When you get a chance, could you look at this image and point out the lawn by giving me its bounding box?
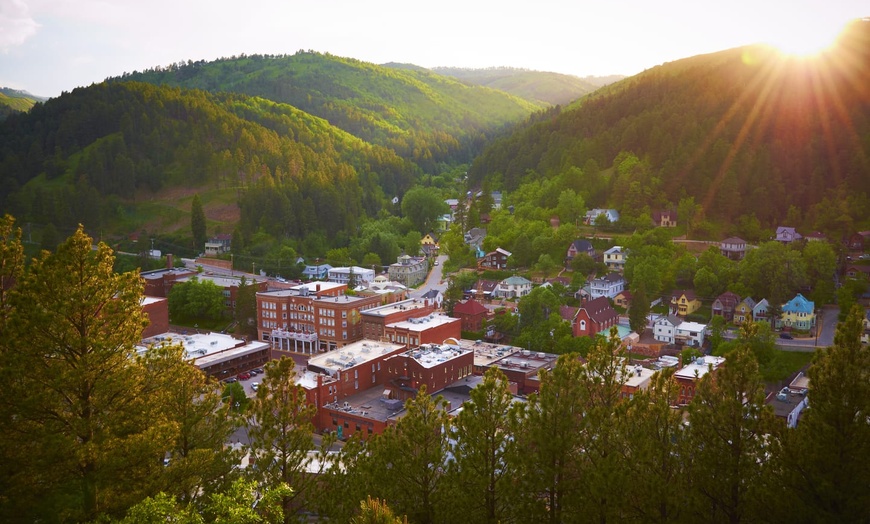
[761,349,815,382]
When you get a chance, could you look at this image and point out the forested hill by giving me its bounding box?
[111,52,543,171]
[469,18,870,236]
[429,66,606,106]
[0,81,415,239]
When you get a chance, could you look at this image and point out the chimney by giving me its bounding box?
[166,253,173,269]
[316,284,321,293]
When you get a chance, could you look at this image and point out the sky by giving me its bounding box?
[1,0,866,98]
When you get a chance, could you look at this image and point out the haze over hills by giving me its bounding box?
[469,18,870,238]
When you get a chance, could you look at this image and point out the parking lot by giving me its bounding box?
[222,368,263,397]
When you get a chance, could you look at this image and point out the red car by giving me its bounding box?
[237,372,251,381]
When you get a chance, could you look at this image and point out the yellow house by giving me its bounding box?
[780,293,815,331]
[421,232,439,247]
[671,290,701,316]
[734,297,757,325]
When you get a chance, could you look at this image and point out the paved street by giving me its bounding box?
[409,254,448,299]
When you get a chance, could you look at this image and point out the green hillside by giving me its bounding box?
[113,52,542,171]
[430,66,603,105]
[0,88,44,119]
[469,18,870,238]
[0,81,414,241]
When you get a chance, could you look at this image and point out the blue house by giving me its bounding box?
[781,293,816,331]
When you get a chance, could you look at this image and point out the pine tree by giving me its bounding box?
[442,367,520,523]
[246,357,318,522]
[234,275,258,339]
[775,304,870,521]
[0,225,175,521]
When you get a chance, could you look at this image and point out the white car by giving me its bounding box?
[251,382,259,392]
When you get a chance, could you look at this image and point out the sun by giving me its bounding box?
[764,18,848,57]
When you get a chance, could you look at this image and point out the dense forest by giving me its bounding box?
[469,19,870,236]
[1,218,868,523]
[428,66,604,105]
[111,52,542,171]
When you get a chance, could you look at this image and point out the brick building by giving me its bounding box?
[674,355,726,405]
[361,299,435,342]
[453,299,489,332]
[141,296,169,339]
[383,313,461,347]
[560,296,619,338]
[256,281,381,354]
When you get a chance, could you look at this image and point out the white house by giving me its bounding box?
[675,321,707,347]
[653,315,681,344]
[496,276,533,299]
[589,272,625,299]
[585,208,620,225]
[327,266,375,285]
[302,264,332,280]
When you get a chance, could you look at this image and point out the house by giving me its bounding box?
[653,315,682,344]
[453,299,490,332]
[776,226,802,244]
[671,290,701,316]
[734,297,757,324]
[566,239,596,262]
[585,208,620,225]
[491,191,503,210]
[614,290,632,309]
[847,232,868,250]
[652,209,677,228]
[436,214,453,232]
[445,198,459,211]
[589,272,626,300]
[303,264,333,280]
[845,265,870,280]
[781,293,815,331]
[603,246,626,272]
[471,279,499,301]
[560,296,619,337]
[204,233,232,256]
[675,321,707,348]
[421,232,440,249]
[495,276,533,299]
[388,255,428,287]
[719,237,747,261]
[753,299,770,324]
[804,231,826,242]
[479,248,511,270]
[464,228,487,250]
[419,289,444,309]
[712,291,741,322]
[675,355,726,404]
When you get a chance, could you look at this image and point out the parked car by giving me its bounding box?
[223,377,238,384]
[779,332,794,340]
[251,368,264,375]
[237,372,251,381]
[251,382,259,392]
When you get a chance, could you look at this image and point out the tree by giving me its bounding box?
[400,186,447,234]
[191,194,207,250]
[351,497,408,524]
[629,285,650,335]
[0,226,174,521]
[360,386,450,524]
[685,346,776,523]
[246,357,319,522]
[774,305,870,522]
[234,275,258,339]
[442,368,519,523]
[40,221,59,251]
[168,277,226,322]
[0,214,23,324]
[677,196,702,238]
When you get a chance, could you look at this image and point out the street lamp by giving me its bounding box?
[230,254,234,276]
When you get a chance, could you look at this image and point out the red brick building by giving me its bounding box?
[560,296,619,337]
[383,314,461,347]
[674,355,726,405]
[141,296,169,339]
[382,342,474,402]
[478,248,511,270]
[453,299,489,332]
[361,299,435,341]
[257,282,382,354]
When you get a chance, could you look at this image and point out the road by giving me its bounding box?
[409,254,448,299]
[721,305,839,352]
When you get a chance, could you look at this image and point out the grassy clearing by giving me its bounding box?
[761,349,815,382]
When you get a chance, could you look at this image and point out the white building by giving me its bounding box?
[495,276,533,299]
[328,266,376,285]
[589,272,625,299]
[653,315,681,344]
[675,321,707,347]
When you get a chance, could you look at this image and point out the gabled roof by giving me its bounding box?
[782,293,814,314]
[454,299,488,315]
[420,289,442,299]
[491,247,512,257]
[672,289,698,301]
[570,239,594,253]
[738,297,757,310]
[476,279,499,293]
[592,272,625,285]
[604,245,624,255]
[580,296,619,324]
[560,305,579,322]
[713,291,741,309]
[721,237,746,245]
[655,315,681,327]
[753,298,768,312]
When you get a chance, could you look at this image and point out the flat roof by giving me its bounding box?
[622,364,653,389]
[675,355,725,380]
[177,274,263,288]
[396,342,471,369]
[295,368,338,390]
[141,267,194,280]
[677,321,707,333]
[258,280,346,298]
[491,349,557,374]
[463,339,521,367]
[141,296,165,306]
[387,313,459,332]
[137,331,269,365]
[307,340,406,374]
[362,299,429,318]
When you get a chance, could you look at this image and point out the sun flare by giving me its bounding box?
[764,18,847,57]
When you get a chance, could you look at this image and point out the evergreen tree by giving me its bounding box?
[685,346,776,523]
[246,357,319,522]
[191,194,207,250]
[629,285,650,335]
[775,305,870,522]
[360,386,450,524]
[0,226,174,521]
[234,275,258,339]
[442,367,520,523]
